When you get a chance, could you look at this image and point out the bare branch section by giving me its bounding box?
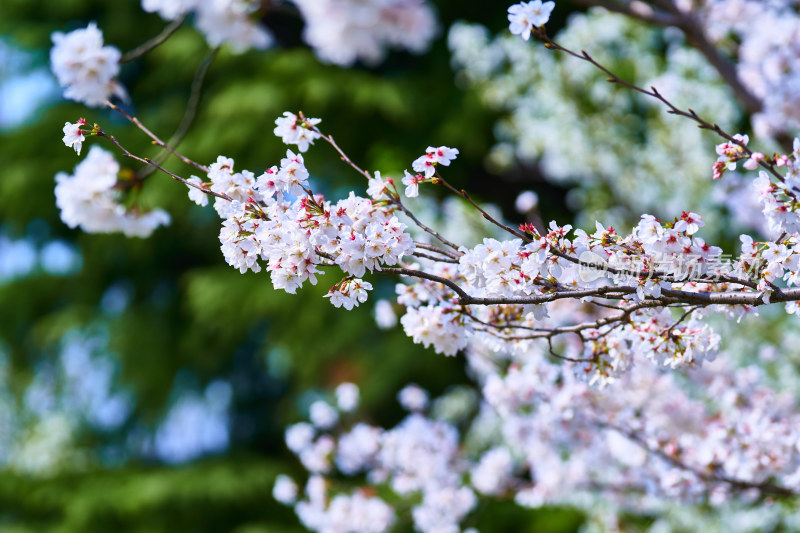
[568,0,763,115]
[309,121,373,181]
[96,127,229,201]
[136,47,220,180]
[435,171,532,243]
[393,196,463,253]
[107,102,209,173]
[121,15,187,63]
[533,28,788,183]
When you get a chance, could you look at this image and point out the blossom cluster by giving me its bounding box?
[400,146,460,197]
[273,112,322,153]
[50,1,439,110]
[749,141,800,238]
[54,146,170,237]
[472,338,800,507]
[142,0,438,62]
[276,348,800,532]
[292,0,437,66]
[186,116,415,306]
[394,210,733,381]
[276,383,479,533]
[507,0,555,40]
[50,23,123,107]
[141,0,272,52]
[692,0,800,138]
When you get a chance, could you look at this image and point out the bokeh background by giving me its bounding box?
[0,0,748,531]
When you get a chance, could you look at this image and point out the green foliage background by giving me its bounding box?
[0,0,585,530]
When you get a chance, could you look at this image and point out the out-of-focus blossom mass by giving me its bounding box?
[50,23,123,106]
[55,146,170,237]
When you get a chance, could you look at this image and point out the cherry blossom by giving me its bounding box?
[411,145,460,178]
[61,120,87,155]
[273,112,322,153]
[508,1,555,40]
[401,170,423,197]
[55,146,170,237]
[142,0,272,52]
[335,383,360,412]
[50,23,123,107]
[273,474,299,505]
[292,0,437,66]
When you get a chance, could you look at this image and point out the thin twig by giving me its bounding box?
[393,197,463,253]
[414,242,462,260]
[379,266,472,301]
[121,15,187,63]
[435,171,532,242]
[534,29,787,184]
[96,128,230,201]
[107,102,208,173]
[309,123,372,181]
[568,0,763,115]
[412,250,460,264]
[310,121,465,253]
[137,47,220,180]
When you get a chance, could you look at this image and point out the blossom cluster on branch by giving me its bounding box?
[48,0,800,531]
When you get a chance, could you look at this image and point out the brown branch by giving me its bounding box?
[414,242,463,261]
[379,266,472,302]
[435,172,532,242]
[107,102,208,173]
[121,15,187,63]
[568,0,763,115]
[393,197,463,253]
[534,30,787,183]
[462,301,658,341]
[412,250,460,264]
[136,47,220,180]
[309,122,372,181]
[458,283,800,307]
[96,128,231,201]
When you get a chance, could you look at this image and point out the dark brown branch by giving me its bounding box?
[107,102,208,173]
[462,301,659,341]
[310,122,372,181]
[414,242,462,261]
[435,172,532,242]
[535,30,788,183]
[96,128,231,201]
[412,250,460,264]
[459,283,800,307]
[568,0,763,115]
[393,197,463,252]
[379,266,472,302]
[136,47,220,180]
[121,15,187,63]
